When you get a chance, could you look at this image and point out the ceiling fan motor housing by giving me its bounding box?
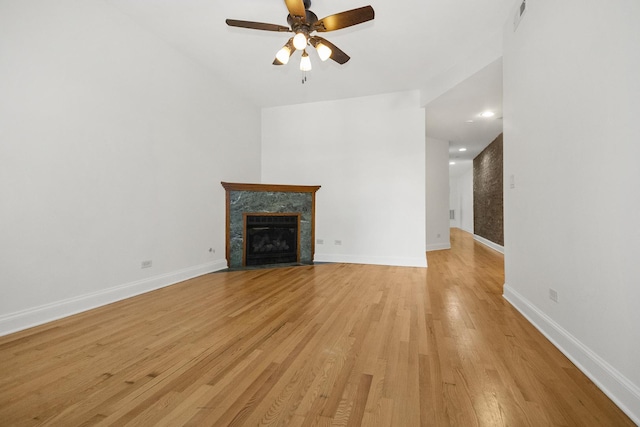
[287,10,318,37]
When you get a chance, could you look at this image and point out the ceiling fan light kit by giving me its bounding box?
[226,0,374,76]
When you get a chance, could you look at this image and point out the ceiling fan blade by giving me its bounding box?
[314,6,375,32]
[226,19,290,32]
[284,0,307,20]
[310,36,350,64]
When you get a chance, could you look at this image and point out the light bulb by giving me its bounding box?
[293,32,307,50]
[315,42,332,61]
[300,50,312,71]
[276,45,291,65]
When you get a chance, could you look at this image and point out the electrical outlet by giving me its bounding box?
[549,288,558,303]
[334,240,342,246]
[141,260,153,269]
[209,248,215,253]
[316,239,324,245]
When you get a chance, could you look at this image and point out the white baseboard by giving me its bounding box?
[314,253,427,268]
[0,259,228,337]
[473,234,505,254]
[426,243,451,252]
[503,284,640,425]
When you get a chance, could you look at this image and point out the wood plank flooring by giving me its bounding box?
[0,228,634,426]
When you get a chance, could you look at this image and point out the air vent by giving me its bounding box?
[514,0,527,31]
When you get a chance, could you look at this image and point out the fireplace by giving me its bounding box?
[244,214,299,266]
[221,182,321,269]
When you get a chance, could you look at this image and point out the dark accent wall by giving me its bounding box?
[473,133,504,246]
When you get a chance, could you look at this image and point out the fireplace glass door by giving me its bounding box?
[244,214,299,266]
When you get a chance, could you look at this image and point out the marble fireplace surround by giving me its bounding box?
[221,182,321,268]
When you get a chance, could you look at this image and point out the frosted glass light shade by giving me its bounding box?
[293,32,307,50]
[315,43,332,61]
[300,51,312,71]
[276,46,291,64]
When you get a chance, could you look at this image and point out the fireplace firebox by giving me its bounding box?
[244,214,300,266]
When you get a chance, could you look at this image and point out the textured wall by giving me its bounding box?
[473,134,503,246]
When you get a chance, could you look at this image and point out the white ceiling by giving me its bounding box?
[104,0,511,161]
[426,57,504,176]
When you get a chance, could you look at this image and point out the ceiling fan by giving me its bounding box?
[225,0,375,71]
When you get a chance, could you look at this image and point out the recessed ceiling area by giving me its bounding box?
[425,58,503,177]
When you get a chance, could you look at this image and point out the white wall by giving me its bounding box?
[502,0,640,422]
[261,91,426,267]
[449,164,474,233]
[0,0,262,335]
[426,137,451,251]
[449,179,460,229]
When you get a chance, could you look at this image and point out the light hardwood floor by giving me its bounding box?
[0,229,633,426]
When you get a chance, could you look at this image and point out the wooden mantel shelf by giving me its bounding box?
[221,182,321,194]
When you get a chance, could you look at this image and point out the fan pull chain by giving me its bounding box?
[301,71,308,84]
